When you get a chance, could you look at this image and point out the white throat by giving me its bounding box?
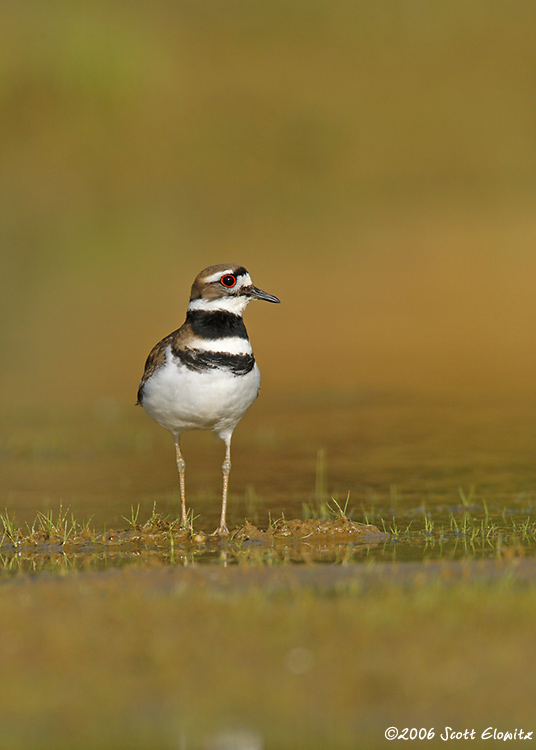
[188,296,251,315]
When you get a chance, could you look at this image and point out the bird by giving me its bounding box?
[137,264,280,536]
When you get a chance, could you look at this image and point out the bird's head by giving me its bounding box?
[189,264,280,314]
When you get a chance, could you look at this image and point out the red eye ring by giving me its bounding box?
[220,274,237,288]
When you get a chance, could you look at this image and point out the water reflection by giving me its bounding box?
[2,394,536,571]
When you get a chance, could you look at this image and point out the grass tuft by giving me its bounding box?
[1,510,22,548]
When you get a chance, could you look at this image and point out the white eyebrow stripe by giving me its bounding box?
[204,269,235,284]
[202,270,252,286]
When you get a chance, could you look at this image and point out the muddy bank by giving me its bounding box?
[0,516,387,571]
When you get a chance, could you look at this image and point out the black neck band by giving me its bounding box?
[186,309,249,340]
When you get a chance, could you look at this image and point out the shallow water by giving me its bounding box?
[2,393,536,569]
[2,393,536,749]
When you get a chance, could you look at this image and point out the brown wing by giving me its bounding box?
[136,329,180,405]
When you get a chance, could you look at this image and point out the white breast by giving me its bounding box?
[141,346,261,441]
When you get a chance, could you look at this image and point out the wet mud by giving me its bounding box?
[0,515,387,572]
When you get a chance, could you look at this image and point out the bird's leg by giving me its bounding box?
[213,437,232,536]
[174,436,190,529]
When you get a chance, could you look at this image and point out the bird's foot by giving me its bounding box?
[178,517,193,533]
[211,524,230,538]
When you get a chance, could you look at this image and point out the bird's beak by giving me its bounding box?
[249,286,280,303]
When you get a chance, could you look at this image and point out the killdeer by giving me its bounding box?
[137,264,280,536]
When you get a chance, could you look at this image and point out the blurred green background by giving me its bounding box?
[2,0,536,413]
[3,9,536,746]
